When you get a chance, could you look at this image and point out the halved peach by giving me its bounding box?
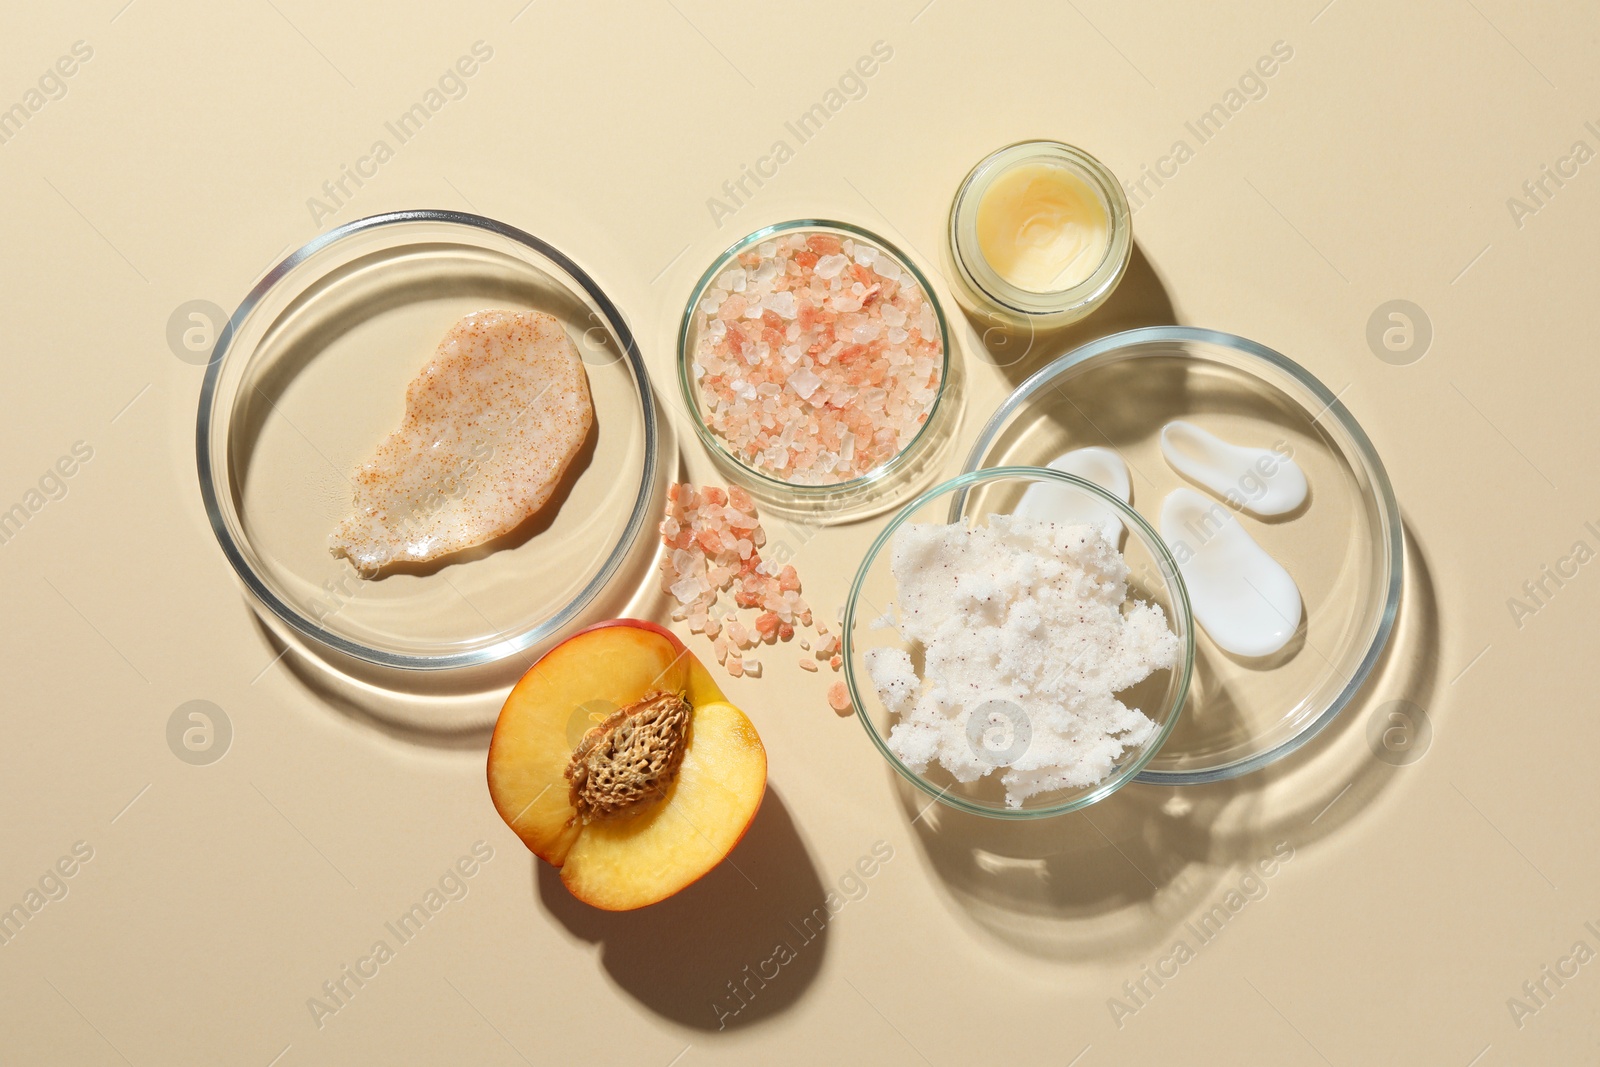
[487,619,766,910]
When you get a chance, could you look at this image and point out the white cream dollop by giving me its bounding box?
[1014,446,1132,546]
[1159,421,1307,517]
[1160,488,1302,658]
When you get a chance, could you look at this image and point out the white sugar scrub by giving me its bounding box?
[864,515,1180,808]
[1160,488,1302,658]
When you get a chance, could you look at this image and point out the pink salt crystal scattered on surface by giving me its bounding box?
[689,232,943,485]
[659,482,825,678]
[799,659,818,672]
[827,681,852,714]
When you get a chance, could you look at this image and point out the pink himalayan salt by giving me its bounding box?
[690,232,942,485]
[659,482,817,676]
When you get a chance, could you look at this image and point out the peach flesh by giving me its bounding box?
[487,619,766,910]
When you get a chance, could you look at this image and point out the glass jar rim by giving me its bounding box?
[947,140,1132,317]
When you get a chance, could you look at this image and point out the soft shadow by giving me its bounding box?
[960,242,1178,385]
[537,789,828,1030]
[977,348,1308,478]
[1222,516,1443,850]
[250,614,507,748]
[1247,484,1312,524]
[897,650,1255,961]
[903,519,1440,958]
[901,771,1250,961]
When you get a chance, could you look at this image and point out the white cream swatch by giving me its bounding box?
[1159,420,1307,517]
[1160,488,1302,657]
[1015,446,1132,545]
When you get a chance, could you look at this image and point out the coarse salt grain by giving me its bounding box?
[815,253,849,278]
[659,483,819,677]
[690,232,943,485]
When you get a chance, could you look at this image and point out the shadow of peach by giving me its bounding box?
[535,788,828,1031]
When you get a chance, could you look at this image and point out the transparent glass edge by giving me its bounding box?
[947,140,1134,318]
[195,209,659,672]
[953,325,1405,783]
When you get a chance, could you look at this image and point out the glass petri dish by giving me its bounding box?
[677,220,957,523]
[843,468,1195,819]
[197,210,657,671]
[963,326,1403,783]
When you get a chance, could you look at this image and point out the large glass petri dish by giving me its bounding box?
[963,326,1402,783]
[197,210,657,671]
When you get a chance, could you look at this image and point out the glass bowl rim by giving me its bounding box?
[842,465,1197,820]
[194,208,659,672]
[675,218,953,498]
[961,325,1405,783]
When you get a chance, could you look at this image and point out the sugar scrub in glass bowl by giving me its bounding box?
[844,467,1195,819]
[677,220,958,523]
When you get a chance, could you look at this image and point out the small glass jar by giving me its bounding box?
[945,140,1132,331]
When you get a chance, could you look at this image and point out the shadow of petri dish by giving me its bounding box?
[895,768,1255,961]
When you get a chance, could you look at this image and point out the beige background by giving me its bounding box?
[2,0,1597,1063]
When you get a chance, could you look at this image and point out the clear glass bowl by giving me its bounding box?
[196,209,658,671]
[963,327,1404,783]
[676,220,957,523]
[843,467,1195,819]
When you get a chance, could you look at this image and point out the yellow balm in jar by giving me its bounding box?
[947,141,1131,331]
[976,162,1110,292]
